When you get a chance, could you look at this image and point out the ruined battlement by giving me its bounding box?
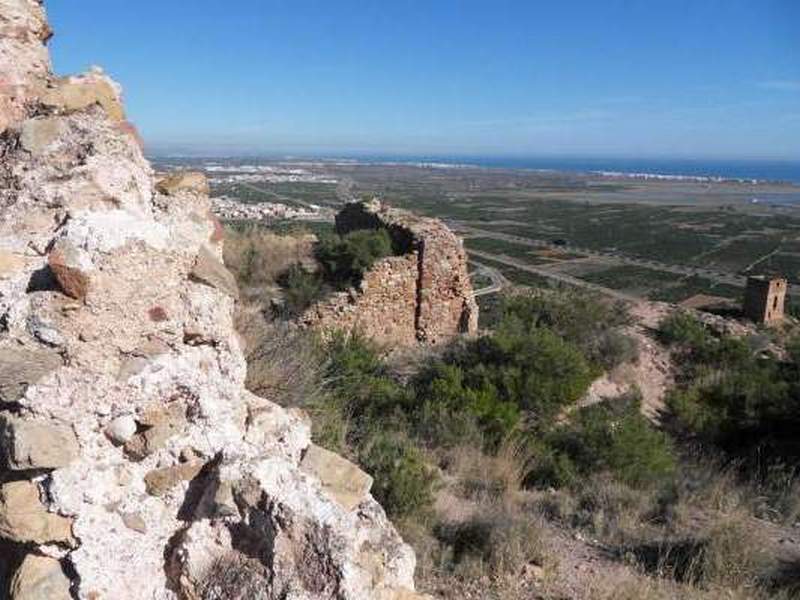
[301,199,479,346]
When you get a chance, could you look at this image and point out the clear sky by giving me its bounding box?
[47,0,799,159]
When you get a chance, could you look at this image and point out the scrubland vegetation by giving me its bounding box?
[225,223,394,317]
[226,225,800,599]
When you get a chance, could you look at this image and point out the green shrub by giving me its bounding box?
[657,311,709,348]
[500,291,631,369]
[276,264,326,317]
[466,323,595,424]
[532,398,676,489]
[588,329,640,371]
[316,229,393,289]
[360,432,436,518]
[414,363,519,449]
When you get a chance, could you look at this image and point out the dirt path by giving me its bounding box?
[577,301,673,423]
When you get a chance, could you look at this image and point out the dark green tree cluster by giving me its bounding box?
[312,291,676,518]
[315,228,394,290]
[661,311,800,466]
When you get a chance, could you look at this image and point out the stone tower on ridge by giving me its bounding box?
[743,275,787,324]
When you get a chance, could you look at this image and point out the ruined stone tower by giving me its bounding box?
[300,200,479,346]
[743,275,787,324]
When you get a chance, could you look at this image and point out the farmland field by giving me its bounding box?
[162,158,800,302]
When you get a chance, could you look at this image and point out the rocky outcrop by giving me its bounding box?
[300,200,478,346]
[0,2,423,599]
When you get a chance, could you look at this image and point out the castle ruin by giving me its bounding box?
[300,200,479,346]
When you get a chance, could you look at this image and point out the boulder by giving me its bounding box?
[0,481,73,545]
[123,402,187,460]
[0,415,80,470]
[41,74,125,122]
[156,171,209,197]
[300,444,373,511]
[0,250,26,280]
[144,462,204,497]
[9,555,72,600]
[19,117,64,156]
[0,346,61,403]
[189,245,239,299]
[47,240,93,301]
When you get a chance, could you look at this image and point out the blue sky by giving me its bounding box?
[47,0,799,159]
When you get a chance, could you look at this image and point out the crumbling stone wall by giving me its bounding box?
[0,3,426,599]
[300,200,478,346]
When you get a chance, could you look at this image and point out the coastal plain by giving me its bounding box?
[154,158,800,304]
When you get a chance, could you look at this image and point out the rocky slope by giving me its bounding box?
[0,2,422,598]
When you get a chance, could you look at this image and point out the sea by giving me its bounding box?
[339,155,800,185]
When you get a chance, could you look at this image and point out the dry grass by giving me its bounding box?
[224,224,316,301]
[532,473,661,546]
[237,317,328,410]
[410,439,558,596]
[445,437,535,506]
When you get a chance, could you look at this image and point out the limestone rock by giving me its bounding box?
[189,245,239,299]
[104,415,137,445]
[0,250,26,280]
[300,443,373,511]
[0,346,61,403]
[0,415,79,470]
[19,116,64,155]
[144,462,204,497]
[41,72,125,122]
[0,481,73,545]
[156,171,209,197]
[0,1,422,598]
[47,240,93,301]
[120,511,147,534]
[9,555,72,600]
[26,314,65,347]
[123,402,187,460]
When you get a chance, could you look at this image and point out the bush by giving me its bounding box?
[413,363,519,449]
[588,329,640,371]
[532,397,676,489]
[657,311,709,348]
[463,323,595,426]
[315,229,393,290]
[223,224,315,292]
[499,290,631,369]
[276,264,326,317]
[360,432,436,518]
[242,321,326,408]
